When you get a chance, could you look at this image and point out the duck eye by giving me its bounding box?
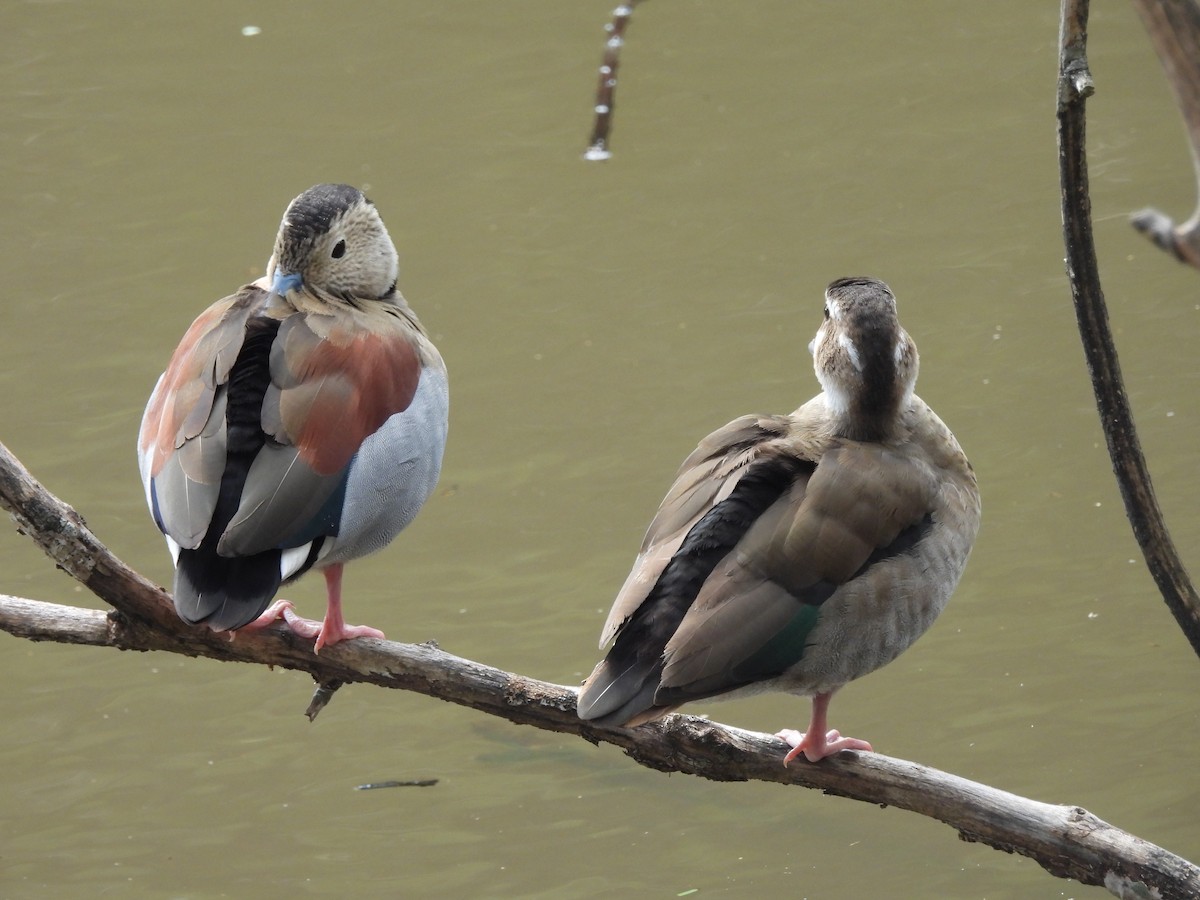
[823,306,831,320]
[331,240,347,259]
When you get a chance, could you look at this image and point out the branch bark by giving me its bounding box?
[1057,0,1200,657]
[2,438,1199,898]
[1127,0,1200,267]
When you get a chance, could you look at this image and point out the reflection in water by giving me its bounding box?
[2,1,1199,897]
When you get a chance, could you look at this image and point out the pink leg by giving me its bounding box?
[312,564,385,653]
[234,565,384,651]
[775,692,873,765]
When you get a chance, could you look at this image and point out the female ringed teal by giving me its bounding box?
[577,277,979,763]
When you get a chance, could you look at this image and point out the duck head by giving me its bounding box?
[810,276,919,442]
[264,183,400,303]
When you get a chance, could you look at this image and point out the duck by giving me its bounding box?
[137,183,448,651]
[576,276,980,763]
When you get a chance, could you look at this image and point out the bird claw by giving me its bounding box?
[234,600,329,643]
[236,599,305,634]
[279,604,325,640]
[232,596,384,652]
[312,622,385,653]
[776,728,873,765]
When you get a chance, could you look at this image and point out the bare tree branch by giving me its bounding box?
[1057,0,1200,656]
[1128,0,1200,267]
[3,436,1199,897]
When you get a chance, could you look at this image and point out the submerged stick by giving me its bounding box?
[584,2,643,161]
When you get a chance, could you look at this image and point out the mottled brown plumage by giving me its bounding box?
[577,277,980,763]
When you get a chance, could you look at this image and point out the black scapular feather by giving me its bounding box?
[577,455,810,724]
[171,316,310,631]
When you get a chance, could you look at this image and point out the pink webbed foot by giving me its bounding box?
[233,599,383,651]
[236,599,324,640]
[311,618,385,653]
[229,566,385,652]
[776,691,874,764]
[776,728,873,765]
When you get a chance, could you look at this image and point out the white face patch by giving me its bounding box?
[838,331,863,372]
[816,367,852,416]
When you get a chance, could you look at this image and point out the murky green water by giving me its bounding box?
[3,1,1199,896]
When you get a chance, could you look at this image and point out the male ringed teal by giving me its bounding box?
[138,183,448,651]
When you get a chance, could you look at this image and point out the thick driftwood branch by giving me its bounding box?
[1128,0,1200,267]
[1057,0,1200,657]
[3,440,1200,897]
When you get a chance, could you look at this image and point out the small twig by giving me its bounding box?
[1127,0,1200,268]
[305,678,344,721]
[584,1,642,161]
[1130,207,1200,266]
[1056,0,1200,655]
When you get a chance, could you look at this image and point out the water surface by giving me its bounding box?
[3,1,1199,897]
